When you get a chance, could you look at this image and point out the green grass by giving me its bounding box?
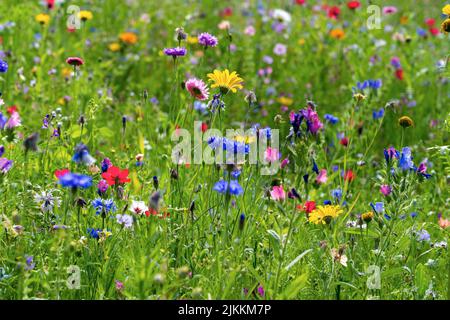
[0,0,449,300]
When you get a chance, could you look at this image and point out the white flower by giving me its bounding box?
[272,9,291,24]
[33,190,61,212]
[129,200,148,215]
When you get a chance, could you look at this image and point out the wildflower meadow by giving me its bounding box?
[0,0,449,302]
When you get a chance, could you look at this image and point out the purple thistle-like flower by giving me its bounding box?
[198,32,218,47]
[163,47,187,57]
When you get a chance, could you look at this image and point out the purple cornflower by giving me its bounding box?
[0,145,4,157]
[257,284,265,297]
[0,157,13,173]
[163,47,187,57]
[25,256,35,271]
[101,158,112,172]
[98,179,109,195]
[417,229,430,242]
[391,57,401,69]
[198,32,218,47]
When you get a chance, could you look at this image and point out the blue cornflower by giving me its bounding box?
[372,108,384,120]
[59,173,92,189]
[323,200,332,205]
[213,180,228,194]
[0,113,7,129]
[231,170,241,178]
[87,227,101,239]
[207,136,222,150]
[410,212,418,218]
[0,59,8,73]
[228,180,243,196]
[312,160,319,174]
[324,114,339,124]
[331,188,343,201]
[399,147,414,171]
[72,143,96,165]
[370,202,384,214]
[92,198,117,215]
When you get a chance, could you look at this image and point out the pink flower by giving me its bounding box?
[316,169,328,184]
[380,185,392,196]
[264,147,280,163]
[185,78,209,101]
[5,112,21,128]
[281,158,289,169]
[438,216,450,229]
[270,185,286,201]
[244,25,255,36]
[382,6,398,15]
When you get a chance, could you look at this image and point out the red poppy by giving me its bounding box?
[55,169,70,179]
[425,18,435,27]
[295,0,306,5]
[347,1,360,10]
[429,28,439,36]
[101,166,131,186]
[201,122,208,133]
[7,105,18,115]
[47,0,55,9]
[395,69,404,80]
[328,6,341,19]
[344,170,355,182]
[303,201,317,214]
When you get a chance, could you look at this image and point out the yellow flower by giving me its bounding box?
[443,4,450,15]
[35,13,50,25]
[277,96,293,106]
[119,32,138,45]
[298,38,306,45]
[62,67,72,78]
[109,42,121,52]
[441,18,450,34]
[78,10,93,21]
[361,211,374,223]
[330,28,345,39]
[207,69,244,94]
[187,35,198,44]
[353,93,366,102]
[398,116,414,128]
[308,205,343,225]
[400,16,409,25]
[234,135,256,144]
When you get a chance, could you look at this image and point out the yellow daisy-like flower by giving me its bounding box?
[109,42,121,52]
[78,10,93,21]
[207,69,244,94]
[234,135,256,144]
[277,96,293,106]
[441,18,450,34]
[443,4,450,16]
[35,13,50,26]
[187,35,198,44]
[361,211,374,223]
[119,32,138,45]
[308,205,343,225]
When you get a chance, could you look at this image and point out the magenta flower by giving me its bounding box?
[281,158,289,169]
[380,185,392,196]
[264,147,280,163]
[66,57,84,66]
[185,78,209,101]
[270,185,286,201]
[382,6,398,15]
[316,169,328,184]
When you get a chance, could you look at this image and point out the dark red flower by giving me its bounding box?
[47,0,55,9]
[66,57,84,66]
[347,1,360,10]
[340,137,349,147]
[395,69,404,80]
[296,0,306,5]
[101,166,131,186]
[55,169,70,179]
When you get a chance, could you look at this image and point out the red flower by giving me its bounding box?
[429,28,439,36]
[201,122,208,133]
[425,18,435,27]
[340,137,349,147]
[101,166,131,186]
[47,0,55,9]
[220,7,233,17]
[395,69,404,80]
[344,170,355,182]
[328,6,341,19]
[295,0,306,5]
[347,1,360,10]
[303,201,317,214]
[7,105,18,115]
[55,169,70,179]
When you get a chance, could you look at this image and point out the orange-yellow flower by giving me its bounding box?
[443,4,450,16]
[207,69,244,94]
[35,13,50,25]
[330,29,345,39]
[119,32,138,45]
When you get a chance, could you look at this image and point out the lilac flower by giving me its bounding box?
[417,229,430,242]
[0,113,7,129]
[273,43,287,56]
[370,202,384,214]
[390,57,402,69]
[5,112,21,128]
[198,32,218,47]
[98,179,109,195]
[25,256,35,271]
[0,157,13,173]
[116,214,133,228]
